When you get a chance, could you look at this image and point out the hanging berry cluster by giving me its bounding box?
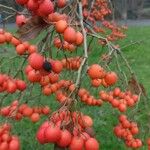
[36,110,99,150]
[114,115,142,149]
[0,123,20,150]
[0,100,50,123]
[0,74,26,93]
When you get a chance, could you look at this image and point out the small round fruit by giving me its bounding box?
[30,113,40,123]
[37,0,54,17]
[16,44,26,55]
[88,64,104,79]
[16,80,26,91]
[85,138,99,150]
[57,0,67,8]
[104,72,118,86]
[64,27,76,43]
[57,130,72,147]
[75,31,83,45]
[28,53,44,70]
[45,126,61,143]
[51,60,63,74]
[69,136,84,150]
[16,15,27,27]
[9,139,20,150]
[55,20,68,33]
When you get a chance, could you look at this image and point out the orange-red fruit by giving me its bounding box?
[4,32,12,42]
[82,115,93,127]
[76,31,83,45]
[45,126,61,143]
[51,60,63,74]
[36,128,46,144]
[7,81,17,93]
[30,113,40,123]
[64,27,76,43]
[0,142,9,150]
[85,138,99,150]
[147,138,150,145]
[113,87,121,97]
[57,130,72,147]
[42,106,50,115]
[91,79,101,87]
[55,20,68,33]
[16,44,26,55]
[57,0,67,8]
[37,0,54,17]
[104,72,118,86]
[0,107,10,116]
[118,103,127,112]
[27,0,39,11]
[16,15,27,27]
[23,107,33,117]
[27,70,41,82]
[9,139,20,150]
[11,37,21,46]
[28,53,44,70]
[16,80,26,91]
[88,64,104,79]
[69,136,84,150]
[28,45,37,54]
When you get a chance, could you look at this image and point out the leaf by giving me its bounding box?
[17,16,48,41]
[128,76,147,96]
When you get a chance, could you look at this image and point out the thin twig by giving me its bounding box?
[75,1,88,88]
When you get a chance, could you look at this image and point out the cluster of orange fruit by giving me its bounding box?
[0,123,20,150]
[53,19,83,52]
[0,100,51,123]
[114,115,142,149]
[0,28,37,55]
[88,64,118,87]
[0,73,26,94]
[82,0,126,43]
[37,111,99,150]
[99,88,139,112]
[61,57,82,71]
[78,88,103,106]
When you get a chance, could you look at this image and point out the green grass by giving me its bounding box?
[0,26,150,150]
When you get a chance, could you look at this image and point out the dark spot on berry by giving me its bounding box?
[43,60,52,72]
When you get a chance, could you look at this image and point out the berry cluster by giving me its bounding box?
[37,111,99,150]
[0,74,26,94]
[82,0,126,43]
[114,115,142,149]
[61,57,82,71]
[0,28,37,55]
[16,0,54,17]
[53,22,83,52]
[99,87,139,112]
[88,64,118,87]
[25,53,63,84]
[43,80,75,98]
[78,88,103,106]
[0,100,50,123]
[0,123,20,150]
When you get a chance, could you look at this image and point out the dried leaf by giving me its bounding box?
[128,76,147,96]
[17,16,48,41]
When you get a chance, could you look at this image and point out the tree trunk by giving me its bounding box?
[122,0,127,23]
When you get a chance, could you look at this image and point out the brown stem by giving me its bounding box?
[54,145,68,150]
